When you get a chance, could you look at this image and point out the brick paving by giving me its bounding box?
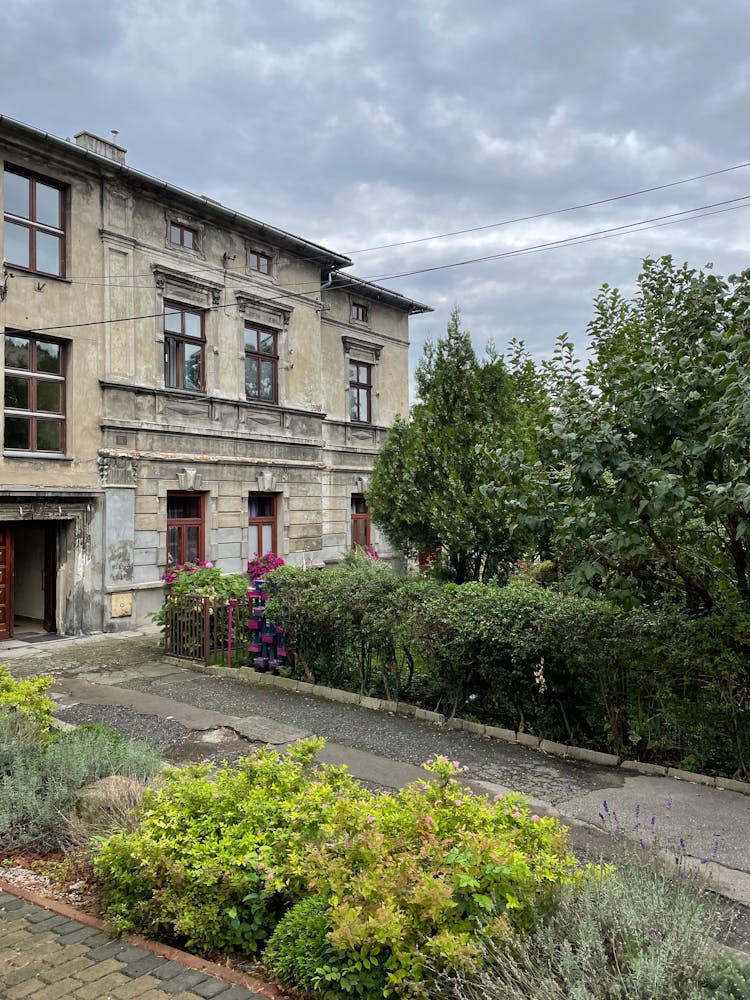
[0,891,266,1000]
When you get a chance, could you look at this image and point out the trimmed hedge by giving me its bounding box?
[263,560,750,778]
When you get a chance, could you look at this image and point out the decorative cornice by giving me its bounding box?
[235,291,292,328]
[152,264,224,304]
[342,335,383,360]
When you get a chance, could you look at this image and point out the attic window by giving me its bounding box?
[169,223,198,251]
[351,302,368,323]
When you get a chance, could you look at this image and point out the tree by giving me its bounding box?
[368,309,545,582]
[493,257,750,612]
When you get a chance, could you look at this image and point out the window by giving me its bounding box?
[351,495,370,549]
[248,494,277,558]
[351,302,368,323]
[169,222,198,251]
[3,167,65,278]
[167,492,205,566]
[248,250,272,275]
[349,361,371,423]
[4,333,65,454]
[164,302,204,391]
[244,323,277,403]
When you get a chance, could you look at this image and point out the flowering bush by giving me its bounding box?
[248,551,285,581]
[161,559,214,586]
[93,741,580,998]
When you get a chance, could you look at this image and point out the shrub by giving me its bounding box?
[93,743,579,997]
[265,894,389,999]
[702,954,750,1000]
[440,856,724,1000]
[0,664,55,737]
[0,722,161,850]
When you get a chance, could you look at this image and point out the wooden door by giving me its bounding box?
[0,527,13,640]
[43,524,57,633]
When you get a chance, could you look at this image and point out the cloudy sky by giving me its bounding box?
[4,0,750,386]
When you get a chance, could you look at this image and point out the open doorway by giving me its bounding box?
[0,523,57,639]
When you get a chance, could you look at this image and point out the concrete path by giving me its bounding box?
[0,888,268,999]
[3,629,750,926]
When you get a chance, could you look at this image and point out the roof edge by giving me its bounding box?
[0,115,352,269]
[325,271,432,314]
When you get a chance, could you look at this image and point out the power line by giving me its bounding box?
[344,160,750,255]
[366,194,750,282]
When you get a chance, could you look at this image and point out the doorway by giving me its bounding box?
[0,522,58,640]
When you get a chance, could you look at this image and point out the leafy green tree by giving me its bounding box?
[493,257,750,612]
[368,309,545,582]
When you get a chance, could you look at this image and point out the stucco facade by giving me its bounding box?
[0,116,430,637]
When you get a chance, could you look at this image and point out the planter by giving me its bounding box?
[254,656,269,671]
[276,647,288,658]
[252,606,265,619]
[247,619,260,630]
[247,590,263,601]
[261,633,276,643]
[268,658,281,675]
[248,643,262,654]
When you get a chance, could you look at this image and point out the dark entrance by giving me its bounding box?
[0,522,58,638]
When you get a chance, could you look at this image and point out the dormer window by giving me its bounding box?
[169,222,199,251]
[352,302,368,323]
[248,250,273,275]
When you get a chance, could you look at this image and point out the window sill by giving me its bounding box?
[3,451,73,461]
[2,263,71,284]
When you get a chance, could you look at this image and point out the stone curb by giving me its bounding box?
[0,877,285,998]
[186,662,750,797]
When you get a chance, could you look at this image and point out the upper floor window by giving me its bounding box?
[244,323,277,403]
[351,302,368,323]
[248,250,273,275]
[169,222,198,251]
[349,361,371,423]
[167,491,205,567]
[164,303,204,392]
[3,167,65,278]
[4,333,66,454]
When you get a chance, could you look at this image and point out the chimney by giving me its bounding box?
[73,131,127,165]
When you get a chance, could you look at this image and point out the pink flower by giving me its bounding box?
[531,814,541,823]
[365,816,376,824]
[422,815,435,827]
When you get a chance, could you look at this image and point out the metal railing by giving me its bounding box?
[164,594,251,667]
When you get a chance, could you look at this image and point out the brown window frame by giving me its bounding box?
[3,332,66,455]
[349,360,372,423]
[351,302,368,323]
[169,222,199,251]
[3,166,66,279]
[166,491,205,567]
[248,250,273,275]
[248,494,278,558]
[351,494,371,550]
[244,323,278,403]
[164,302,205,392]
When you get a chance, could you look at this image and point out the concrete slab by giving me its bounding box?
[231,716,310,745]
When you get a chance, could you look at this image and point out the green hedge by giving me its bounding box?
[263,561,750,778]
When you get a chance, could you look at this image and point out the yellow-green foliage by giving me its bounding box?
[94,742,579,998]
[0,665,55,736]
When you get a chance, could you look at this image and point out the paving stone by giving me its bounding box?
[38,956,94,982]
[6,978,46,999]
[120,952,165,978]
[0,965,41,988]
[55,927,101,946]
[190,977,233,998]
[73,957,126,982]
[151,960,192,982]
[26,978,81,1000]
[216,988,258,1000]
[85,940,131,963]
[73,970,130,999]
[160,970,214,994]
[111,974,162,999]
[27,915,71,933]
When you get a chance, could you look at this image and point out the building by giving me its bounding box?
[0,116,430,639]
